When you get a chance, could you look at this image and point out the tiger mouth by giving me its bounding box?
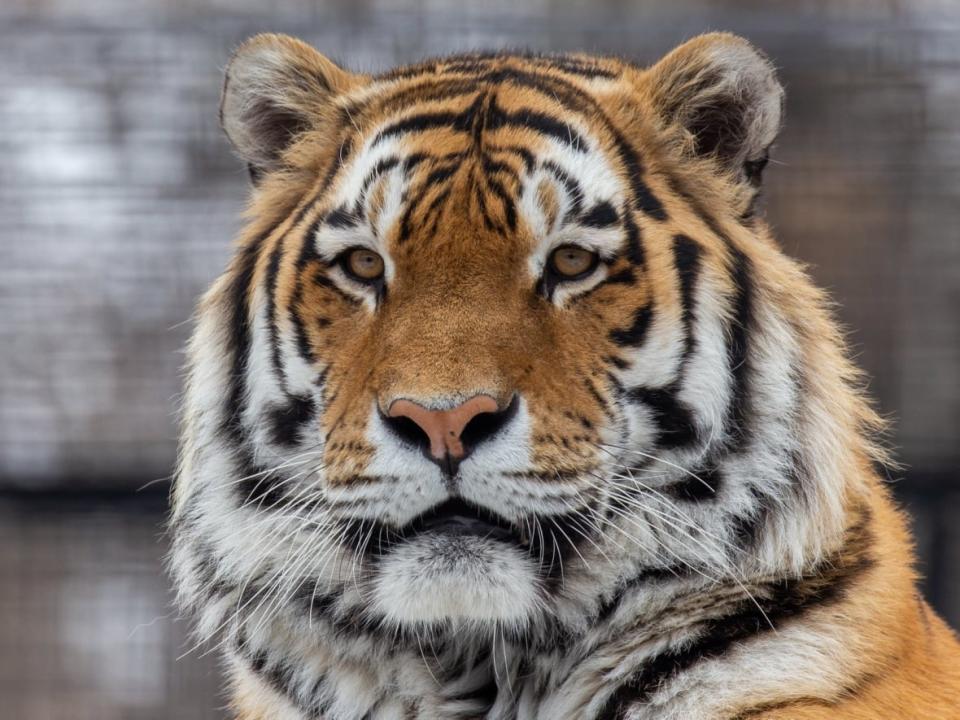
[343,497,590,571]
[403,498,520,544]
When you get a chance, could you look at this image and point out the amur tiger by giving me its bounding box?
[170,32,960,719]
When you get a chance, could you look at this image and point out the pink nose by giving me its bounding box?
[387,395,500,461]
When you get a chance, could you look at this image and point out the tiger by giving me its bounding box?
[169,31,960,719]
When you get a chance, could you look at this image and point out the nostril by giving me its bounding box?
[381,412,433,452]
[459,395,519,450]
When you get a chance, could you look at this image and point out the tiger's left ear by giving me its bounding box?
[645,33,784,186]
[220,34,363,181]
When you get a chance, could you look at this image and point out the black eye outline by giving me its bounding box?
[333,246,387,302]
[539,244,601,299]
[337,246,385,282]
[549,244,600,280]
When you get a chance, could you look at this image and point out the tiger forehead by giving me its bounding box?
[323,85,630,252]
[327,141,627,256]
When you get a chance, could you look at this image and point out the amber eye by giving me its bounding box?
[550,245,598,279]
[344,248,385,282]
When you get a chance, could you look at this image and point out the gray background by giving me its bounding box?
[1,1,957,718]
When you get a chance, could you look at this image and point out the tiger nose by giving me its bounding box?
[384,395,517,476]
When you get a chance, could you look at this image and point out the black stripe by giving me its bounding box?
[481,156,518,178]
[621,140,667,221]
[265,237,288,391]
[430,52,619,80]
[422,187,452,239]
[542,160,584,220]
[487,143,536,173]
[474,181,499,234]
[289,218,327,365]
[663,465,722,501]
[290,579,341,619]
[594,565,689,625]
[424,163,459,187]
[725,247,754,452]
[267,395,316,447]
[373,110,466,146]
[397,194,419,244]
[538,55,619,79]
[277,133,358,368]
[403,152,429,172]
[236,452,299,510]
[447,677,499,707]
[485,100,588,151]
[325,205,360,228]
[580,200,619,228]
[239,639,332,718]
[604,354,630,370]
[601,267,637,287]
[220,237,267,447]
[584,376,613,419]
[375,93,485,147]
[609,306,652,347]
[597,510,875,719]
[623,210,645,265]
[672,234,702,338]
[486,176,518,233]
[311,270,362,305]
[287,134,356,238]
[626,386,698,448]
[364,77,483,114]
[730,485,768,548]
[359,156,400,200]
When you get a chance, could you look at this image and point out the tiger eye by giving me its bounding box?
[346,248,384,281]
[550,245,597,279]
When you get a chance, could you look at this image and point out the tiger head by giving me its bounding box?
[172,33,879,651]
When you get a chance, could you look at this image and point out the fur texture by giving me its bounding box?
[170,32,960,719]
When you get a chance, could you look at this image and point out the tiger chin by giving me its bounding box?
[169,31,960,720]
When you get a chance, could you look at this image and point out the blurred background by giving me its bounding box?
[1,0,958,717]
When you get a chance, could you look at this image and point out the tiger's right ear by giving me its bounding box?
[644,33,784,187]
[220,34,362,180]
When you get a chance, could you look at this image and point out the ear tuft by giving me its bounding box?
[646,33,784,185]
[220,34,358,178]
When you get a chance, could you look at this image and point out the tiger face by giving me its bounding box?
[172,32,826,647]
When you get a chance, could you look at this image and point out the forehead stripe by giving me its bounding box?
[370,91,588,154]
[484,101,587,151]
[542,160,584,220]
[358,156,400,200]
[372,110,467,148]
[324,206,360,228]
[580,201,619,228]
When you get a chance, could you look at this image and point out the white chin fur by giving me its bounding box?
[368,533,542,626]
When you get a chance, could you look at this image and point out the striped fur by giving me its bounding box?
[170,33,960,719]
